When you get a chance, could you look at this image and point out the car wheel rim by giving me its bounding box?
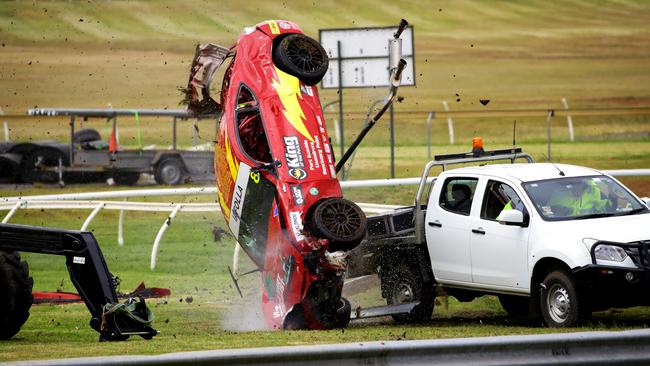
[286,37,325,73]
[161,165,180,183]
[321,201,362,237]
[547,284,571,324]
[393,282,414,304]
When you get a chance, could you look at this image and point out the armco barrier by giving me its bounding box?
[6,328,650,366]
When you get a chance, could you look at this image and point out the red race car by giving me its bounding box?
[184,19,407,329]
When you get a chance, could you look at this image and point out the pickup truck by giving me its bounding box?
[348,147,650,327]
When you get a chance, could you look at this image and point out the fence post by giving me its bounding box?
[117,198,126,246]
[81,202,105,231]
[546,110,555,161]
[562,98,575,142]
[442,101,454,144]
[150,204,183,270]
[426,112,433,159]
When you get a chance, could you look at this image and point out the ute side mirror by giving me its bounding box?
[498,210,526,227]
[642,197,650,209]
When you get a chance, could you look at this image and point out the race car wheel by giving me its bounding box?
[332,297,351,328]
[19,146,68,183]
[308,198,366,252]
[273,34,329,86]
[498,294,530,317]
[282,304,308,330]
[154,157,185,185]
[540,269,588,327]
[0,251,33,340]
[382,263,435,324]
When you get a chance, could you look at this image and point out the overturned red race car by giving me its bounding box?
[184,19,407,329]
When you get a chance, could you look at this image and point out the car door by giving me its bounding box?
[470,178,530,290]
[425,175,479,283]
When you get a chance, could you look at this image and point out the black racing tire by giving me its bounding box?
[73,128,101,144]
[282,304,308,330]
[498,294,530,317]
[0,251,34,340]
[332,297,351,328]
[19,146,68,183]
[112,172,141,186]
[0,153,21,183]
[382,263,435,324]
[540,269,589,327]
[308,198,366,252]
[272,34,329,86]
[154,157,185,185]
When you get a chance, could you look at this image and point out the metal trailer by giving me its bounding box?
[14,108,218,185]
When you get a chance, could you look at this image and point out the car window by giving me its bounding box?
[235,84,272,163]
[439,177,479,216]
[481,180,528,221]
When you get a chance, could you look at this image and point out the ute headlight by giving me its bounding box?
[594,244,628,262]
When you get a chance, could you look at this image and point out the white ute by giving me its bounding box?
[348,146,650,327]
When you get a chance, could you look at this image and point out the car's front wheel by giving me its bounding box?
[540,269,588,327]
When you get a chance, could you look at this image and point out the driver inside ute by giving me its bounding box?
[549,179,607,216]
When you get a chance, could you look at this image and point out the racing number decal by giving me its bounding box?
[250,171,261,184]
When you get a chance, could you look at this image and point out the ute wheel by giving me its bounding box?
[382,263,434,324]
[19,146,68,183]
[0,251,33,340]
[112,172,140,186]
[332,297,351,328]
[154,157,185,185]
[73,128,101,143]
[540,270,588,327]
[272,34,329,86]
[308,198,366,252]
[498,294,530,317]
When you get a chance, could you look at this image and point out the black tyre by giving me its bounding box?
[272,34,329,86]
[282,304,308,330]
[112,172,140,186]
[19,146,68,183]
[0,153,21,183]
[498,294,530,317]
[73,128,101,144]
[0,251,33,340]
[154,157,185,185]
[308,198,366,252]
[382,263,435,323]
[332,297,351,328]
[540,270,588,327]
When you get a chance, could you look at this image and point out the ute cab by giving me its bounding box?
[186,20,367,329]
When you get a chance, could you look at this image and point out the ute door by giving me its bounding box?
[425,176,479,283]
[470,179,530,290]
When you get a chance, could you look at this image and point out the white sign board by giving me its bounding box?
[319,26,415,88]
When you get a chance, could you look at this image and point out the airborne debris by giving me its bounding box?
[479,99,490,106]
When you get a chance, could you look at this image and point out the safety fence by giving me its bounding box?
[8,328,650,366]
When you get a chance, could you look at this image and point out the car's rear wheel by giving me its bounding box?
[0,251,33,340]
[308,198,366,252]
[272,34,329,86]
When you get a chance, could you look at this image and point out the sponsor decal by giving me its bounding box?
[284,136,308,180]
[291,185,305,206]
[271,67,313,141]
[228,163,251,238]
[73,256,85,265]
[309,187,319,196]
[279,21,291,30]
[289,211,305,241]
[300,84,314,97]
[330,164,337,178]
[267,20,280,34]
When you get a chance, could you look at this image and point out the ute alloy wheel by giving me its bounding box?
[308,198,366,252]
[382,263,435,324]
[273,34,329,86]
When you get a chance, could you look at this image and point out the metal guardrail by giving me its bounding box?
[7,328,650,366]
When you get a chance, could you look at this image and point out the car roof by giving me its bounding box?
[443,163,603,183]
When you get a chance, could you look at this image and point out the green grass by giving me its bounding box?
[1,0,650,362]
